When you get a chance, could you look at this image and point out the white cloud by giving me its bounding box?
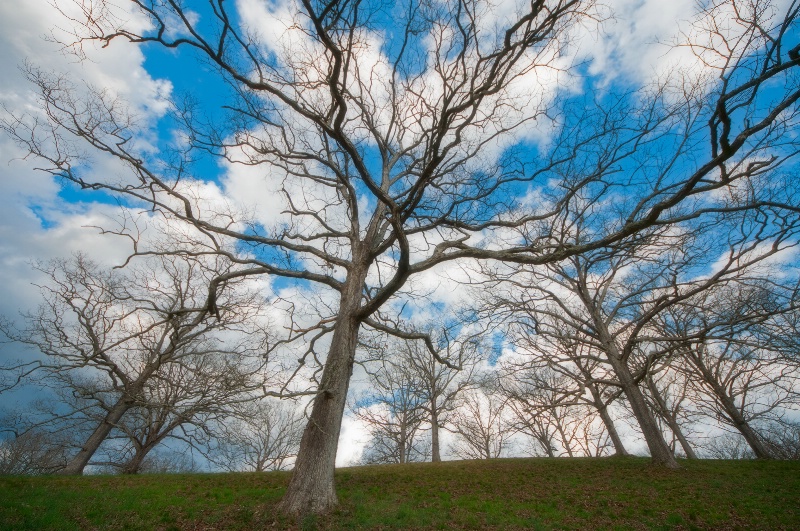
[0,0,170,322]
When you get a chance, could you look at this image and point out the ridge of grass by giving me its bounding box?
[1,457,798,530]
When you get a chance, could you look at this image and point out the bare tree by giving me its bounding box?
[1,254,272,475]
[351,356,429,465]
[483,210,798,467]
[642,364,699,459]
[449,386,512,460]
[762,422,800,460]
[496,329,631,456]
[500,366,615,458]
[105,353,268,475]
[702,433,755,459]
[3,0,799,513]
[213,399,304,473]
[655,282,800,459]
[0,428,72,475]
[357,331,483,462]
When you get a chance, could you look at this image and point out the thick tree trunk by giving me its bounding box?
[645,376,697,459]
[727,411,773,459]
[430,407,441,462]
[277,267,367,516]
[58,395,133,475]
[601,340,679,468]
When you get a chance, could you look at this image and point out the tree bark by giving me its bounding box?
[277,265,367,516]
[582,366,630,457]
[595,401,630,456]
[600,337,679,468]
[58,395,134,475]
[645,376,697,459]
[430,407,441,462]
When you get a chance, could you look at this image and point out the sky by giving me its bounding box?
[0,0,794,467]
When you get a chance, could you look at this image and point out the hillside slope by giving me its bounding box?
[1,457,798,529]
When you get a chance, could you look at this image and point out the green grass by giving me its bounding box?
[1,457,798,529]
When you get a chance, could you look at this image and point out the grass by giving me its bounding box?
[1,457,798,529]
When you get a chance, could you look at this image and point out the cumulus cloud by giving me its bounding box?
[0,0,169,323]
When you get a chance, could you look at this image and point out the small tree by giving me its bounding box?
[449,386,511,460]
[351,356,429,465]
[213,400,305,473]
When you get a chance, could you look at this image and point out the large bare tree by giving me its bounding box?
[3,0,799,514]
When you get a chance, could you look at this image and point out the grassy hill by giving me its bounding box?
[1,457,798,530]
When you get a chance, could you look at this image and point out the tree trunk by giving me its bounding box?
[645,376,697,459]
[685,351,774,459]
[583,369,630,457]
[601,340,679,468]
[58,395,133,475]
[727,411,773,459]
[556,423,574,457]
[430,407,441,462]
[596,402,630,456]
[277,266,367,516]
[122,447,147,474]
[399,421,407,464]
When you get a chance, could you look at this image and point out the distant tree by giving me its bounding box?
[0,254,272,475]
[655,282,800,459]
[351,356,429,465]
[0,428,71,475]
[494,330,630,456]
[702,433,755,460]
[449,386,511,460]
[500,367,614,458]
[213,400,305,472]
[105,354,268,475]
[357,330,483,462]
[762,422,800,460]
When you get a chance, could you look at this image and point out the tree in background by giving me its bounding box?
[351,355,429,465]
[0,427,72,475]
[500,367,614,458]
[655,281,800,459]
[356,331,483,463]
[213,399,305,473]
[0,254,273,474]
[449,386,512,460]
